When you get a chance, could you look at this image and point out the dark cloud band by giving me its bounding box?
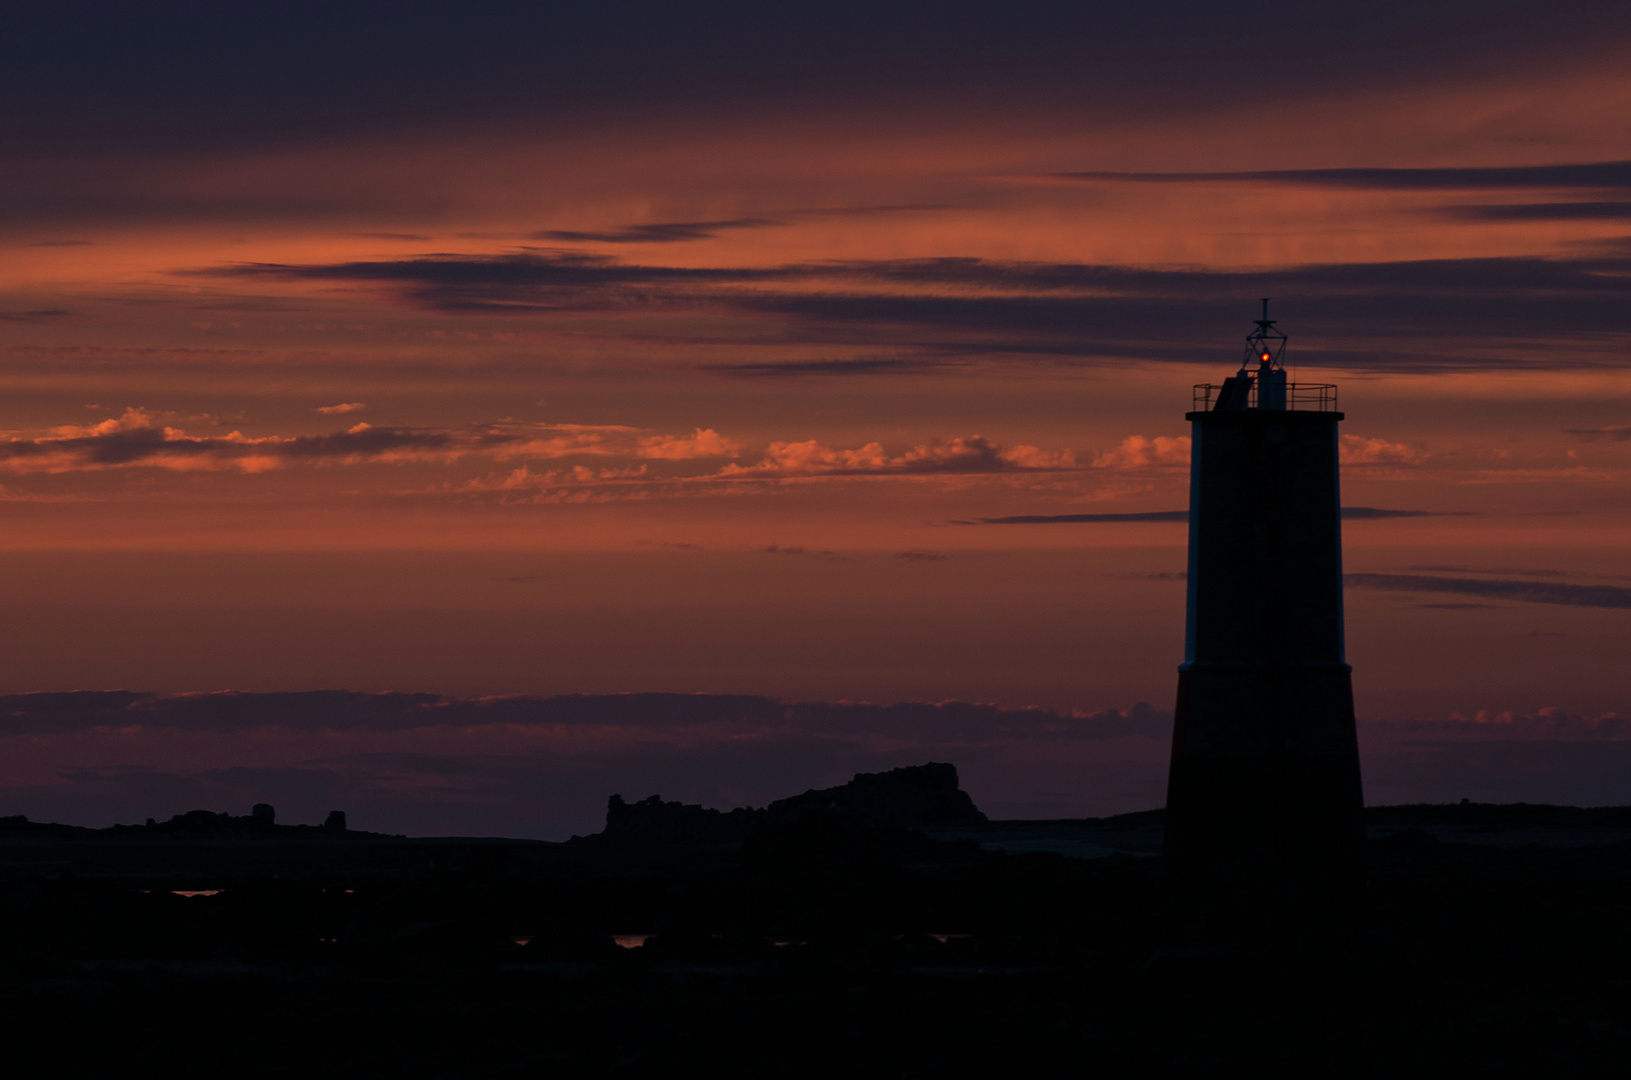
[210,249,1631,373]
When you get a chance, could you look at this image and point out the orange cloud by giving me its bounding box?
[1340,434,1427,466]
[0,410,736,477]
[636,428,743,460]
[1092,435,1190,469]
[720,435,1077,478]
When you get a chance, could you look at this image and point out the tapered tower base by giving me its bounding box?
[1166,664,1364,879]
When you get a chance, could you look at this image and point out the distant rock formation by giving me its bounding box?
[0,806,385,841]
[581,762,987,848]
[139,808,280,834]
[109,806,361,836]
[600,795,763,847]
[767,762,987,830]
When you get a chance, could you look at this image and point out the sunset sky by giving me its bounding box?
[3,2,1629,834]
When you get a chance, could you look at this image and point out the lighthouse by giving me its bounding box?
[1163,302,1365,879]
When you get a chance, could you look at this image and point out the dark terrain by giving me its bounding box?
[3,765,1630,1077]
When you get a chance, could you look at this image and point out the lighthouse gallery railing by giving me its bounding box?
[1191,383,1338,412]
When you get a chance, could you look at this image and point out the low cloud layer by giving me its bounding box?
[1,691,1626,838]
[0,408,1146,499]
[0,410,738,476]
[0,690,1166,741]
[718,435,1076,478]
[0,409,469,474]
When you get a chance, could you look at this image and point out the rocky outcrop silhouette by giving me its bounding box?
[766,761,986,829]
[582,762,987,848]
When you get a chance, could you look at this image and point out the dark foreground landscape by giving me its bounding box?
[4,764,1630,1078]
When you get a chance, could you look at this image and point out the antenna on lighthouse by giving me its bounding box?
[1244,297,1287,371]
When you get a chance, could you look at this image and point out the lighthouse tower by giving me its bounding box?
[1164,302,1365,879]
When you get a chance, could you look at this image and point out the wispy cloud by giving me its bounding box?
[958,511,1188,525]
[0,409,738,477]
[1371,706,1628,740]
[761,544,846,561]
[1438,201,1631,221]
[1565,426,1631,442]
[1402,564,1631,582]
[0,689,1169,743]
[1092,435,1189,469]
[532,217,781,243]
[1053,160,1631,191]
[0,408,470,474]
[1341,507,1457,520]
[213,252,788,313]
[961,507,1449,526]
[1340,434,1427,466]
[707,356,946,378]
[718,435,1077,478]
[1346,573,1631,609]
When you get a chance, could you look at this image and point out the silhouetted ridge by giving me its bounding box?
[584,762,987,848]
[769,761,985,828]
[0,814,96,837]
[1364,801,1631,828]
[600,795,762,846]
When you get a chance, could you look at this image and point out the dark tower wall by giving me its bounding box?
[1165,408,1365,879]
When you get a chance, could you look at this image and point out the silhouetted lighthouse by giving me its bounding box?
[1164,302,1364,878]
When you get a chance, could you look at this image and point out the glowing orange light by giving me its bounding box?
[1261,352,1271,361]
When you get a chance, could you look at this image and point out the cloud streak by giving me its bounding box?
[961,511,1189,525]
[718,435,1077,478]
[0,409,741,476]
[1565,426,1631,442]
[532,217,781,243]
[1346,573,1631,609]
[962,507,1452,525]
[0,409,1098,510]
[0,690,1168,742]
[215,252,787,313]
[1440,201,1631,222]
[0,409,469,474]
[1054,160,1631,191]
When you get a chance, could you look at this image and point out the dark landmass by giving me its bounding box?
[3,764,1630,1077]
[582,761,987,850]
